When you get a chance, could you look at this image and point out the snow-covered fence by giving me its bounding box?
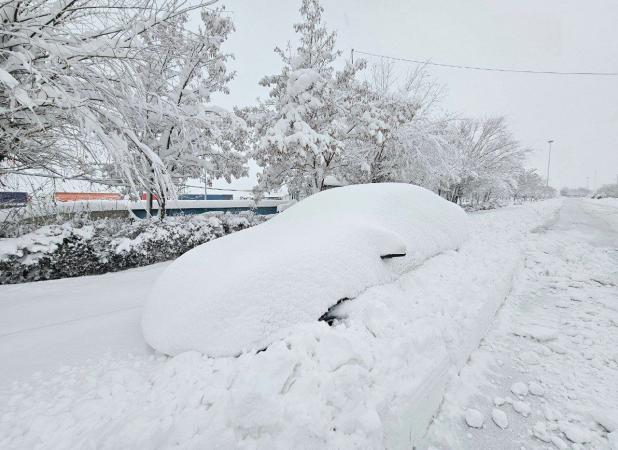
[24,199,287,216]
[0,198,291,221]
[0,199,292,238]
[0,213,270,285]
[128,199,289,218]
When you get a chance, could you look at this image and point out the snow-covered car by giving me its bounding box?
[142,183,469,357]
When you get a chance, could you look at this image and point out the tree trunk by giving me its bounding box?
[147,163,155,217]
[147,192,154,217]
[159,194,167,219]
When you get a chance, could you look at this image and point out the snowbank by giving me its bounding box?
[142,183,469,357]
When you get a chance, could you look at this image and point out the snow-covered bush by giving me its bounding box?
[462,198,512,212]
[0,213,268,284]
[593,183,618,199]
[560,186,592,198]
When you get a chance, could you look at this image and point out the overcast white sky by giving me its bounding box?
[208,0,618,190]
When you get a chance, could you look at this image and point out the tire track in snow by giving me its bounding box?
[0,305,143,339]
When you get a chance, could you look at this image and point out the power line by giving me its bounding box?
[354,50,618,77]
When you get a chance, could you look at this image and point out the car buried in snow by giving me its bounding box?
[142,183,469,357]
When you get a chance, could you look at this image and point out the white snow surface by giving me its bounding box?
[0,198,562,449]
[142,183,469,357]
[423,198,618,449]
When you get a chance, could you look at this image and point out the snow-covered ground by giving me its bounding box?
[423,198,618,449]
[0,263,169,385]
[1,198,615,449]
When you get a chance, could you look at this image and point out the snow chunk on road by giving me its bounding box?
[528,381,545,396]
[591,409,618,432]
[551,436,568,449]
[512,400,531,417]
[560,422,592,444]
[510,381,528,397]
[532,421,552,443]
[142,184,469,356]
[465,409,484,428]
[492,408,509,429]
[519,350,540,365]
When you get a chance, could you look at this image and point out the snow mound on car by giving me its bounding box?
[142,183,469,356]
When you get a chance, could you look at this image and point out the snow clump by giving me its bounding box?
[465,408,485,428]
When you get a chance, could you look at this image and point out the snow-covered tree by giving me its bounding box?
[110,8,248,216]
[438,117,527,204]
[252,0,365,198]
[592,183,618,199]
[342,63,445,185]
[0,0,244,213]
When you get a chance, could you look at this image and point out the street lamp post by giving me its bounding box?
[546,140,554,187]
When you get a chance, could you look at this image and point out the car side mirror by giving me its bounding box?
[380,253,406,259]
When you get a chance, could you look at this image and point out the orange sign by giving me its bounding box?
[54,192,122,202]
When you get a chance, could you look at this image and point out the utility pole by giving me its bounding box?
[350,48,354,65]
[546,139,554,187]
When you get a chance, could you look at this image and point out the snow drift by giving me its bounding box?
[142,183,469,357]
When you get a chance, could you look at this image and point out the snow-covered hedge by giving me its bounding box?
[592,183,618,199]
[0,213,268,285]
[461,199,510,212]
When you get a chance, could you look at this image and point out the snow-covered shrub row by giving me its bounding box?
[0,213,268,285]
[461,198,511,212]
[592,183,618,198]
